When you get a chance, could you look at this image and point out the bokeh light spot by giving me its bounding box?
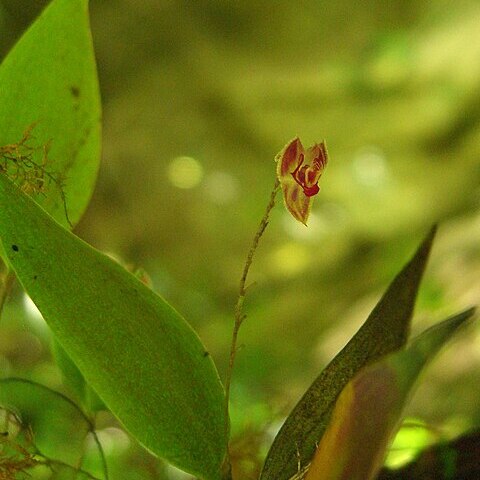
[269,242,310,277]
[167,156,204,189]
[385,418,435,469]
[23,293,47,330]
[282,212,328,241]
[204,171,239,204]
[87,427,131,455]
[352,147,390,187]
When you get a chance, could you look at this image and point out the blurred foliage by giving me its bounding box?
[1,0,480,478]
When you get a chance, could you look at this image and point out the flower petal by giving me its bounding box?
[282,178,312,225]
[276,137,304,178]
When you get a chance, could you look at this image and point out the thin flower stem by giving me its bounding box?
[222,178,280,478]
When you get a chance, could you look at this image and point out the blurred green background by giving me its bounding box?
[1,0,480,478]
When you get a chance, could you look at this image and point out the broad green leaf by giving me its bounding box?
[0,0,101,423]
[305,308,475,480]
[0,0,101,228]
[0,173,227,480]
[261,227,436,480]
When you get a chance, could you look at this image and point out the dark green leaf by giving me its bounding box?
[305,308,475,480]
[0,173,227,480]
[261,226,436,480]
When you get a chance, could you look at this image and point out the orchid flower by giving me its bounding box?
[276,137,328,225]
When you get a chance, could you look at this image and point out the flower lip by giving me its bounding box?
[300,183,320,197]
[290,145,327,197]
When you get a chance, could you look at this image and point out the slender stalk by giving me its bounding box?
[0,378,109,480]
[35,455,103,480]
[222,178,280,478]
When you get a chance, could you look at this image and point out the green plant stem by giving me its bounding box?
[0,266,15,319]
[0,377,109,480]
[35,454,103,480]
[222,178,280,479]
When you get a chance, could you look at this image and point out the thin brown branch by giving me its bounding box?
[34,455,103,480]
[0,378,109,480]
[222,178,280,479]
[0,124,72,228]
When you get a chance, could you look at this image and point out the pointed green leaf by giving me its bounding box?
[0,173,227,480]
[0,0,101,228]
[0,0,101,411]
[261,227,436,480]
[305,308,475,480]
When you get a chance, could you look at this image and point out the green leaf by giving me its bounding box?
[305,308,475,480]
[51,339,106,412]
[0,173,227,480]
[0,0,101,409]
[261,227,436,480]
[0,0,101,228]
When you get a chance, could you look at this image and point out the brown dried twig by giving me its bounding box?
[0,124,72,227]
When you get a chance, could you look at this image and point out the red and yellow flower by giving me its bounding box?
[276,137,328,225]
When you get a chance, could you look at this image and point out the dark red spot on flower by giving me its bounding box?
[290,154,321,197]
[303,184,320,197]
